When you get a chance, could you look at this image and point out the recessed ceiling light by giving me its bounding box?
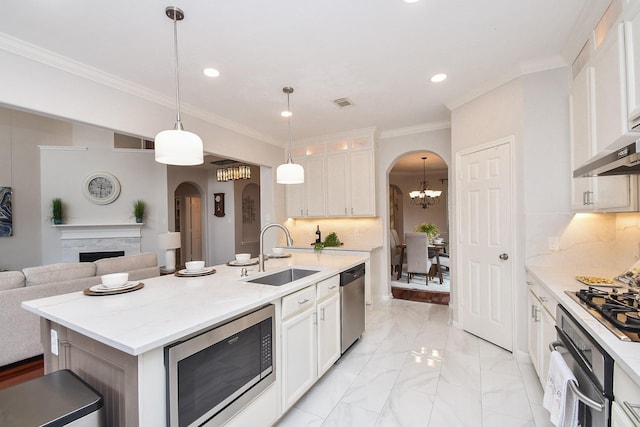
[403,0,420,3]
[203,68,220,78]
[430,73,447,83]
[281,111,292,118]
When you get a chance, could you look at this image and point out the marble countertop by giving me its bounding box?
[526,264,640,384]
[22,252,367,357]
[286,244,382,252]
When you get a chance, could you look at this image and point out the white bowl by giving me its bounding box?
[235,253,251,262]
[101,273,129,289]
[185,261,205,272]
[272,247,284,255]
[434,238,444,244]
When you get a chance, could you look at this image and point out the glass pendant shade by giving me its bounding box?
[155,128,204,165]
[277,160,304,184]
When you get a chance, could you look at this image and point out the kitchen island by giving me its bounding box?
[22,252,368,427]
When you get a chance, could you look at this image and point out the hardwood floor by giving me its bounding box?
[0,355,44,390]
[391,287,450,305]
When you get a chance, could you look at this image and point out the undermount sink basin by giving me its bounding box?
[247,268,320,286]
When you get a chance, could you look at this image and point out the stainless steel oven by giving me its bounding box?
[551,305,614,427]
[165,304,275,427]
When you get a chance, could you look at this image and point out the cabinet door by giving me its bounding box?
[349,149,375,216]
[540,306,557,387]
[527,291,541,377]
[592,23,631,153]
[286,157,305,217]
[627,7,640,126]
[304,156,326,217]
[326,152,349,216]
[317,293,341,376]
[281,307,317,411]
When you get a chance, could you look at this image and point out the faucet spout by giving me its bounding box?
[259,223,293,272]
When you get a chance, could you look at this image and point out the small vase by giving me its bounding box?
[135,217,143,224]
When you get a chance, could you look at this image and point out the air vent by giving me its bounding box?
[333,97,354,108]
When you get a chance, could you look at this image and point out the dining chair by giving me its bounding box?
[389,229,403,279]
[405,232,432,283]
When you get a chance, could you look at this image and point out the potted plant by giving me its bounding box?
[51,198,63,224]
[416,222,439,242]
[314,232,342,251]
[133,200,145,223]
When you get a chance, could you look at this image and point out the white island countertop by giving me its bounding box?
[527,264,640,384]
[22,252,367,357]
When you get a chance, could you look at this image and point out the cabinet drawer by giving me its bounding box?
[282,286,316,319]
[536,285,557,319]
[316,275,339,301]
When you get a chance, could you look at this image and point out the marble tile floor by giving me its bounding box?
[275,298,553,427]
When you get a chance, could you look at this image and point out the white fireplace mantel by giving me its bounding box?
[54,224,143,262]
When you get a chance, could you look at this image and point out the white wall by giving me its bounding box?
[40,123,168,264]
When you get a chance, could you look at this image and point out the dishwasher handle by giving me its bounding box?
[548,341,606,412]
[340,263,365,286]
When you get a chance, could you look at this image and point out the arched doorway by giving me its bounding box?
[174,182,203,267]
[388,151,450,305]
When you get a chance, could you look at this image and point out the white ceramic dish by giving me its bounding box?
[101,272,129,288]
[227,259,258,266]
[185,261,205,272]
[267,253,291,259]
[177,266,216,276]
[235,253,251,262]
[90,281,139,293]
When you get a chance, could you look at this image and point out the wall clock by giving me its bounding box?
[83,172,121,205]
[214,193,225,217]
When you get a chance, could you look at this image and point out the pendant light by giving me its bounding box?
[155,6,204,166]
[276,87,304,184]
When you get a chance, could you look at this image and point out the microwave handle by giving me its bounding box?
[549,341,606,412]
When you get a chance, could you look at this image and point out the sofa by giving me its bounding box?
[0,252,160,367]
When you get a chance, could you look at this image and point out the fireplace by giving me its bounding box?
[56,224,142,263]
[79,251,125,262]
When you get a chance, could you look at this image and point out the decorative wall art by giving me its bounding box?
[0,187,13,237]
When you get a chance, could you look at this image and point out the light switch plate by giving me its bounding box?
[548,237,560,251]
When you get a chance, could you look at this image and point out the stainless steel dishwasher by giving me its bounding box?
[340,263,366,353]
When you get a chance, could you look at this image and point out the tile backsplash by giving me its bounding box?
[282,217,382,250]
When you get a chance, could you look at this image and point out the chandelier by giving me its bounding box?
[213,160,251,182]
[410,156,442,209]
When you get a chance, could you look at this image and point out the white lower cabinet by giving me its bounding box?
[316,276,341,376]
[280,275,341,412]
[612,365,640,427]
[527,275,558,386]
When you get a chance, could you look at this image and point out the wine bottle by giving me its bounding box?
[315,225,322,244]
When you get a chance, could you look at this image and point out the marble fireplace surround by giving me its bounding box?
[56,224,142,263]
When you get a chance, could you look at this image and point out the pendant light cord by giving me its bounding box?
[287,91,293,163]
[172,11,183,130]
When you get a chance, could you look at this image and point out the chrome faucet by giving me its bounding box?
[259,223,293,272]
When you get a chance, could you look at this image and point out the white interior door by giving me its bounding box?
[458,138,514,351]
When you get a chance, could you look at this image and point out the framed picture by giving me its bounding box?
[0,187,13,237]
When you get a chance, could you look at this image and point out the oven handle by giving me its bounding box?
[549,341,606,412]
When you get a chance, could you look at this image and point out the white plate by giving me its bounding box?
[177,266,215,275]
[267,253,291,259]
[227,259,257,266]
[90,282,139,293]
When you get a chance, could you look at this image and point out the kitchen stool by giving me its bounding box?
[0,369,104,426]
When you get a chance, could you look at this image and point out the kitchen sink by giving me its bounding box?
[247,268,320,286]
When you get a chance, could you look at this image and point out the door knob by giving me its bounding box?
[499,253,509,260]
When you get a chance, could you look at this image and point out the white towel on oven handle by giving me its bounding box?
[543,350,579,427]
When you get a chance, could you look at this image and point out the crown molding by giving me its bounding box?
[379,121,450,139]
[0,33,280,146]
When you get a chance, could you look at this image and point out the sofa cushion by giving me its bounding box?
[0,271,25,291]
[23,263,97,286]
[94,252,158,276]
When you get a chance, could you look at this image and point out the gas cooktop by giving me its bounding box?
[567,287,640,342]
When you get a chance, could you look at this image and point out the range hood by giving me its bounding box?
[573,141,640,177]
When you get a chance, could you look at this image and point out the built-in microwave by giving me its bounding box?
[165,304,275,427]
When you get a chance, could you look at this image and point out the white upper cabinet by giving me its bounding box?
[625,3,640,129]
[285,132,377,218]
[569,0,639,212]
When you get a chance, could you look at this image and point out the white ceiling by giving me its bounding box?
[0,0,607,153]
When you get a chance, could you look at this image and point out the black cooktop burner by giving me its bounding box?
[572,287,640,342]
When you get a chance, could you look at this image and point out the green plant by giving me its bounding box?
[323,232,341,247]
[51,198,63,224]
[314,232,342,251]
[133,200,145,220]
[416,222,439,238]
